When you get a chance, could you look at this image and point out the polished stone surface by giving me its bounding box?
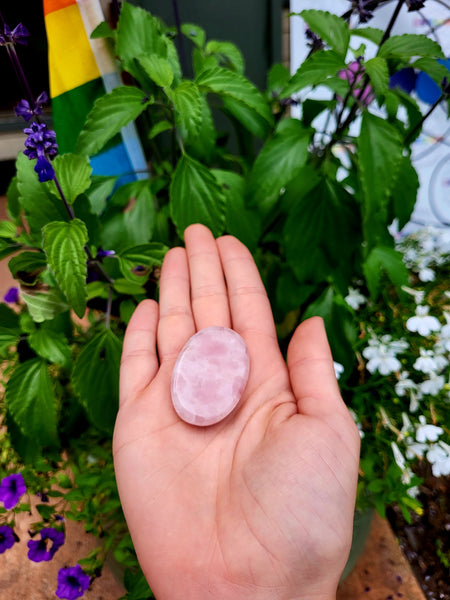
[171,326,250,426]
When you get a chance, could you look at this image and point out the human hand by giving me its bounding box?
[113,224,360,600]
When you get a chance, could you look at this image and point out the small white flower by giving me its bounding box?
[406,438,428,459]
[395,371,417,397]
[418,267,435,282]
[409,389,422,413]
[415,415,443,443]
[413,348,448,374]
[362,336,406,376]
[401,412,414,436]
[406,305,441,336]
[419,373,445,396]
[365,351,401,375]
[427,442,450,477]
[391,442,406,471]
[401,286,425,305]
[345,287,367,310]
[333,361,344,380]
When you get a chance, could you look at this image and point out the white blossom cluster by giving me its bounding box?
[344,227,450,485]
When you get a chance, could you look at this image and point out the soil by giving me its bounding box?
[387,461,450,600]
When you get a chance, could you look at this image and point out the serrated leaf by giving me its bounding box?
[196,67,273,125]
[391,156,419,229]
[116,2,166,65]
[5,359,58,447]
[0,220,17,238]
[169,81,203,138]
[357,112,404,252]
[0,304,20,355]
[21,287,69,323]
[16,153,69,237]
[29,328,72,368]
[181,23,206,49]
[138,54,173,88]
[113,279,146,295]
[42,219,88,318]
[212,169,261,252]
[246,119,310,217]
[300,10,350,57]
[281,50,345,98]
[206,40,245,74]
[169,154,226,237]
[72,330,122,433]
[8,251,47,284]
[117,243,168,283]
[76,86,151,157]
[50,153,92,204]
[350,27,384,45]
[363,246,409,299]
[378,34,444,60]
[364,57,389,96]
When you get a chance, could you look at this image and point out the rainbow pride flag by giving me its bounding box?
[43,0,148,182]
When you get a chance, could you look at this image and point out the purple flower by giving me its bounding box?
[351,0,374,23]
[56,565,90,600]
[0,23,30,46]
[15,91,49,122]
[23,122,58,160]
[0,525,17,554]
[0,473,26,510]
[27,527,65,562]
[96,248,115,258]
[35,156,56,182]
[3,287,20,304]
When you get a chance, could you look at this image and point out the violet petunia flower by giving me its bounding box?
[0,525,17,554]
[3,286,20,304]
[56,565,90,600]
[0,473,27,510]
[0,23,30,46]
[27,527,65,562]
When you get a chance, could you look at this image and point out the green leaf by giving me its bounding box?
[350,27,384,45]
[5,359,58,447]
[196,67,273,125]
[169,81,203,137]
[113,279,146,295]
[85,175,118,215]
[75,86,151,157]
[299,10,350,57]
[221,96,271,138]
[378,34,444,60]
[72,330,122,433]
[185,94,217,160]
[280,50,345,98]
[138,54,174,88]
[283,178,359,286]
[90,20,115,41]
[357,112,404,252]
[42,219,88,318]
[170,154,226,237]
[301,99,335,127]
[28,328,72,368]
[101,180,155,252]
[206,40,245,74]
[148,119,173,140]
[0,240,21,261]
[412,57,450,87]
[181,23,206,49]
[8,251,47,284]
[267,63,291,96]
[116,2,166,65]
[363,246,409,299]
[21,287,69,323]
[391,156,419,229]
[0,220,17,238]
[0,304,20,356]
[50,153,92,204]
[6,175,21,222]
[212,169,261,251]
[117,243,168,283]
[364,57,389,96]
[16,153,69,237]
[246,119,310,217]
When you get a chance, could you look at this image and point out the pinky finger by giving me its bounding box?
[119,299,159,406]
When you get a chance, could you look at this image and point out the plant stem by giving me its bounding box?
[105,284,113,329]
[53,176,75,220]
[171,0,187,76]
[379,0,405,46]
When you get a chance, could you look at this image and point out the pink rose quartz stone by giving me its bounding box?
[171,326,250,426]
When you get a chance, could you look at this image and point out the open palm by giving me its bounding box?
[113,224,360,600]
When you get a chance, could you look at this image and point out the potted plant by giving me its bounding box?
[0,1,448,597]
